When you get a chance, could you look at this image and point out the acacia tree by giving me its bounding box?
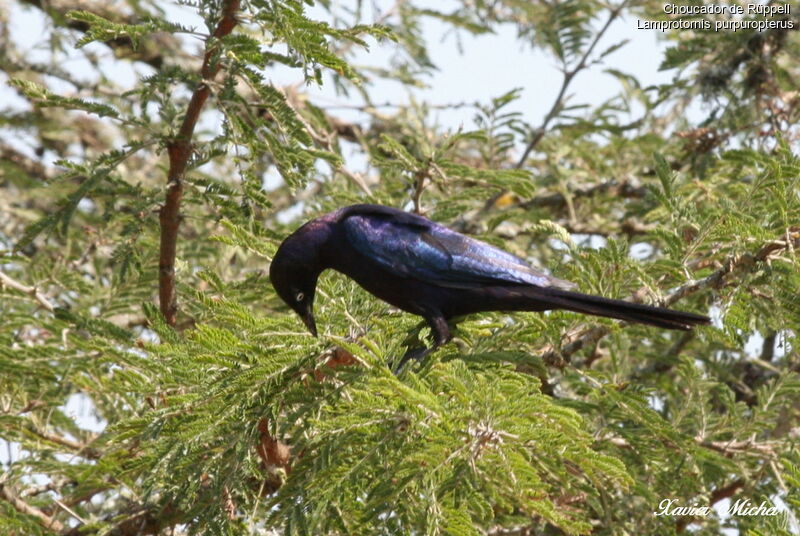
[1,0,799,534]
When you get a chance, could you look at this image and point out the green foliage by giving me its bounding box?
[2,0,799,535]
[272,359,630,534]
[67,10,188,49]
[10,79,122,119]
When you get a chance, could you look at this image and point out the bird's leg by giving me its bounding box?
[428,314,453,347]
[393,314,451,373]
[400,319,429,348]
[394,345,436,372]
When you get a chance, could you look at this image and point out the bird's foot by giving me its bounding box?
[392,345,435,374]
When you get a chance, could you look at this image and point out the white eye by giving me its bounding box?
[295,292,304,302]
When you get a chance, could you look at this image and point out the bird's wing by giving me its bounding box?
[342,210,575,290]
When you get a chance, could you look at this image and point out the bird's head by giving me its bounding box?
[269,221,331,336]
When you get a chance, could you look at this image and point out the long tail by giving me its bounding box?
[534,288,710,330]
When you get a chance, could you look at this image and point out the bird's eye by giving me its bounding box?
[295,292,304,302]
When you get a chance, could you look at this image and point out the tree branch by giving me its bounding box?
[550,217,655,238]
[760,330,777,362]
[479,176,648,228]
[0,483,65,532]
[28,427,101,460]
[518,177,648,210]
[665,233,799,307]
[19,0,180,70]
[0,145,55,181]
[696,437,779,457]
[602,433,778,459]
[0,270,56,311]
[675,479,745,533]
[541,230,800,368]
[597,433,751,533]
[514,0,629,169]
[158,0,240,326]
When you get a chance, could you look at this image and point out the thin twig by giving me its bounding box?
[18,0,181,69]
[515,0,629,169]
[696,437,778,457]
[518,178,648,209]
[541,231,800,367]
[601,433,779,458]
[0,483,65,532]
[412,168,428,214]
[0,271,56,311]
[665,234,799,307]
[760,330,777,362]
[542,325,608,368]
[338,166,373,195]
[223,486,237,520]
[28,427,101,460]
[54,499,87,525]
[0,145,55,180]
[158,0,241,326]
[675,479,745,533]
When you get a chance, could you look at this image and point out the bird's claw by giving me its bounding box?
[392,345,434,374]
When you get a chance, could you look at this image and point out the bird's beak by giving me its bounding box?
[302,309,317,337]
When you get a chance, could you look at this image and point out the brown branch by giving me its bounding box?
[600,432,779,459]
[28,427,101,460]
[42,485,110,519]
[514,0,630,169]
[158,0,240,326]
[0,145,55,181]
[57,497,182,536]
[514,362,556,397]
[675,479,745,533]
[0,270,56,311]
[0,483,65,532]
[222,486,236,520]
[710,478,746,504]
[665,233,799,307]
[17,399,48,415]
[557,218,655,238]
[518,178,648,210]
[632,331,694,378]
[100,504,178,536]
[480,1,632,221]
[21,482,59,498]
[541,325,609,369]
[540,231,800,367]
[760,330,777,362]
[696,437,779,457]
[479,177,649,227]
[19,0,179,69]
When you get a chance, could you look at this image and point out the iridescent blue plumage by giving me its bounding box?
[343,211,575,290]
[270,203,710,368]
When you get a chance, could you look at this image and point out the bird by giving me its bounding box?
[269,204,710,367]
